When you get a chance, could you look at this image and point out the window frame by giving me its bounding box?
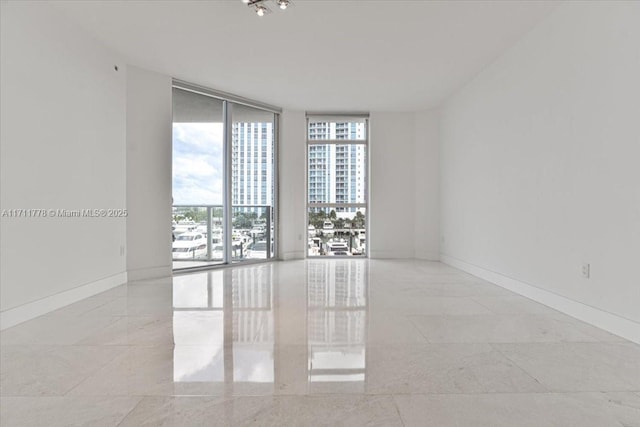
[172,80,281,271]
[305,114,369,258]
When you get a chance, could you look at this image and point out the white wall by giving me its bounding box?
[126,67,173,280]
[0,2,127,328]
[414,109,440,260]
[278,110,307,260]
[369,113,417,259]
[440,2,640,339]
[278,111,440,261]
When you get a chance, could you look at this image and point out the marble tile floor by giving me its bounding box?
[1,259,639,426]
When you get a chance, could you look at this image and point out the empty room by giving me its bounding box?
[1,0,639,426]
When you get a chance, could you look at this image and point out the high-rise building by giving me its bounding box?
[232,122,274,209]
[308,122,366,213]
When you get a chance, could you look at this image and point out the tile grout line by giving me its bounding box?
[115,395,146,427]
[61,345,131,397]
[489,342,550,394]
[390,394,407,427]
[405,315,432,344]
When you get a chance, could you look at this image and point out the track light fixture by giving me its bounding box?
[256,4,268,16]
[241,0,292,17]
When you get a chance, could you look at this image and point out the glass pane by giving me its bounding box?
[172,88,225,269]
[307,207,366,257]
[232,206,273,261]
[232,103,275,261]
[172,206,224,268]
[308,144,366,205]
[307,120,366,141]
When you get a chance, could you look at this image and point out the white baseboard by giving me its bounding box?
[441,254,640,345]
[370,250,415,259]
[127,265,172,281]
[415,251,440,261]
[280,251,305,261]
[0,271,128,330]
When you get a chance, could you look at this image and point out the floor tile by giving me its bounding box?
[67,346,180,397]
[0,314,120,346]
[77,316,174,346]
[93,284,128,298]
[0,345,124,396]
[409,314,610,343]
[49,296,119,316]
[394,392,640,427]
[366,343,545,394]
[544,314,628,342]
[372,296,493,316]
[86,296,173,317]
[494,342,640,391]
[119,395,403,427]
[373,282,512,299]
[367,313,428,344]
[0,396,142,427]
[470,295,560,315]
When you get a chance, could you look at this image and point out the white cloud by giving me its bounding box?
[173,123,224,205]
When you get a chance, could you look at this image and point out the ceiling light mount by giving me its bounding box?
[242,0,292,17]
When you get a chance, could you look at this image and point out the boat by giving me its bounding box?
[325,239,350,256]
[247,240,268,259]
[322,220,335,237]
[172,231,207,260]
[354,231,366,254]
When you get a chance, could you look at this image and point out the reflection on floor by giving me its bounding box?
[1,260,639,426]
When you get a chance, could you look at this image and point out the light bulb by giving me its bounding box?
[256,7,265,16]
[278,0,288,9]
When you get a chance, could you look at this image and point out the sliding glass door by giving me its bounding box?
[172,84,278,271]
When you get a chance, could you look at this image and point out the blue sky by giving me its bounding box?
[172,123,224,205]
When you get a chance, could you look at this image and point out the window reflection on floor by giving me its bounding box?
[172,266,275,389]
[170,259,368,393]
[307,260,367,390]
[233,267,274,383]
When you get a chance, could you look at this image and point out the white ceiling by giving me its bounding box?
[52,0,557,112]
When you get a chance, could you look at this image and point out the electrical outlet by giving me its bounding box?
[581,263,590,278]
[120,245,125,256]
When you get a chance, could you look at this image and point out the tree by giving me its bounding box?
[354,211,365,228]
[233,212,254,229]
[308,210,327,229]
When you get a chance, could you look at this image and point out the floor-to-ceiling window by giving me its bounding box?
[172,82,278,271]
[232,104,276,262]
[306,115,368,257]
